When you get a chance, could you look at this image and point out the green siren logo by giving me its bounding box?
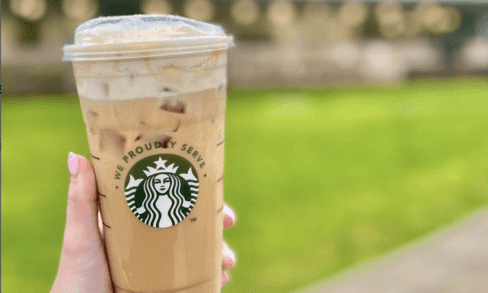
[124,154,199,228]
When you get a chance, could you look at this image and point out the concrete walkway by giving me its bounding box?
[296,208,488,293]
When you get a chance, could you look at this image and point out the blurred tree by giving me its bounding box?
[362,3,381,39]
[435,6,480,70]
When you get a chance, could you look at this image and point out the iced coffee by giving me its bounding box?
[63,15,233,292]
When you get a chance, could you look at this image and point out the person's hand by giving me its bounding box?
[51,152,237,292]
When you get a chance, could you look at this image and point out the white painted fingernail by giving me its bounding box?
[224,205,236,223]
[68,152,79,177]
[225,245,236,263]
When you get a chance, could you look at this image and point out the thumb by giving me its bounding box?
[62,152,101,259]
[51,152,111,292]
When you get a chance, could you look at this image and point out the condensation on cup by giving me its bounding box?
[63,15,234,293]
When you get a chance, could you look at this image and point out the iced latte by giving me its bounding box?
[63,15,233,292]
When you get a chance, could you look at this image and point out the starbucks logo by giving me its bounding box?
[124,154,199,228]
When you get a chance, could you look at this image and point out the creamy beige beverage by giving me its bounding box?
[63,15,233,293]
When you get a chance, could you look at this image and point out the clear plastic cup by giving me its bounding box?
[63,15,233,293]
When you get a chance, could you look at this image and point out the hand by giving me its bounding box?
[51,152,237,292]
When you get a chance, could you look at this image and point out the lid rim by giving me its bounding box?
[63,36,233,53]
[63,43,233,61]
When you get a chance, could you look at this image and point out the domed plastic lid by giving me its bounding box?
[63,15,234,61]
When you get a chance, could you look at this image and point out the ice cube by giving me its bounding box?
[161,135,172,149]
[217,81,225,95]
[102,82,109,97]
[99,130,127,156]
[86,110,99,128]
[159,85,179,94]
[160,100,186,114]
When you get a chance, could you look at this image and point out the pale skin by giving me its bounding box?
[52,154,236,292]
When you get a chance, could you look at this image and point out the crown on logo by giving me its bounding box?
[143,157,179,176]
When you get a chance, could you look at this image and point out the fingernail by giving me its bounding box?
[224,205,236,223]
[68,152,79,177]
[224,244,236,265]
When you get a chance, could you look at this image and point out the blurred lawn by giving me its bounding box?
[2,77,488,293]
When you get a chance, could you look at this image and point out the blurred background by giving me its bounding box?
[2,0,488,92]
[2,0,488,292]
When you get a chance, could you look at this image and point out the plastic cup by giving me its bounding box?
[63,15,233,293]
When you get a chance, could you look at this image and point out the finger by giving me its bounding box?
[222,241,236,270]
[223,204,236,229]
[221,271,229,286]
[52,153,111,292]
[62,153,102,260]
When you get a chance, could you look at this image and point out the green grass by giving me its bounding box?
[2,77,488,293]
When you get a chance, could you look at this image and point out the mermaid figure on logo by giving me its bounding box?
[137,173,193,227]
[125,158,198,228]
